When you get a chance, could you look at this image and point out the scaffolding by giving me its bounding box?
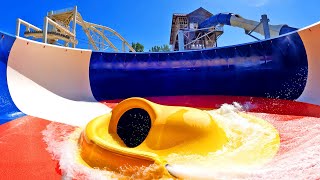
[169,8,224,51]
[180,26,224,51]
[16,6,135,52]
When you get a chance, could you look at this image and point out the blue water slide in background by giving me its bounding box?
[89,31,308,101]
[199,13,298,35]
[0,26,308,122]
[0,32,25,124]
[199,13,232,28]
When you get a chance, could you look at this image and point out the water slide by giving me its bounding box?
[199,13,297,37]
[1,19,320,179]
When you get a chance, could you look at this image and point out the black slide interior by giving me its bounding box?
[117,108,152,148]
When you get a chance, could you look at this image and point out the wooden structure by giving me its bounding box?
[169,7,224,51]
[16,6,135,52]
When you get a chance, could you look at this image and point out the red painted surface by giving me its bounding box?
[0,117,61,180]
[0,96,319,179]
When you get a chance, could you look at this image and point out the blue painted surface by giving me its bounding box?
[89,32,307,101]
[0,31,25,124]
[199,13,232,28]
[280,25,298,35]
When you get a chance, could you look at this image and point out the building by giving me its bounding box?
[169,7,224,51]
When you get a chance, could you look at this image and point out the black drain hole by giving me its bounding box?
[117,108,151,148]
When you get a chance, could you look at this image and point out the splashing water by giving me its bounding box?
[167,104,320,179]
[42,103,320,179]
[42,123,169,180]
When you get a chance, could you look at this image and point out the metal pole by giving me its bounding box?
[178,30,185,51]
[72,6,77,48]
[47,11,53,32]
[122,41,125,52]
[16,19,21,36]
[214,33,217,47]
[43,17,48,43]
[261,14,271,39]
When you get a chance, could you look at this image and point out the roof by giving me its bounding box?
[173,13,187,16]
[188,7,213,17]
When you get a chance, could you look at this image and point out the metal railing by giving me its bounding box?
[16,18,42,37]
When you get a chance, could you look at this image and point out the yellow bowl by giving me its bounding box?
[78,98,280,178]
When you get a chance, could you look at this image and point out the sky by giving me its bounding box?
[0,0,319,51]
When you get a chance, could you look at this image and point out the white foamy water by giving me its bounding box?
[166,104,320,180]
[42,103,320,179]
[42,123,119,180]
[42,123,168,180]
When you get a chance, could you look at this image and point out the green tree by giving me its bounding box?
[151,46,161,52]
[161,44,170,52]
[131,42,144,52]
[150,44,170,52]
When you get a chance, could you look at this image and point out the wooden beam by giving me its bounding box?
[47,17,75,37]
[83,21,136,52]
[89,26,119,52]
[76,13,98,50]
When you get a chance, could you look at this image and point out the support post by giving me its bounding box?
[47,11,53,32]
[122,41,125,52]
[43,17,48,43]
[178,30,185,51]
[72,6,77,48]
[261,14,271,39]
[214,33,217,47]
[16,19,21,36]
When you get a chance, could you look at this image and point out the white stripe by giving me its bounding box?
[297,22,320,106]
[7,38,110,126]
[9,37,95,101]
